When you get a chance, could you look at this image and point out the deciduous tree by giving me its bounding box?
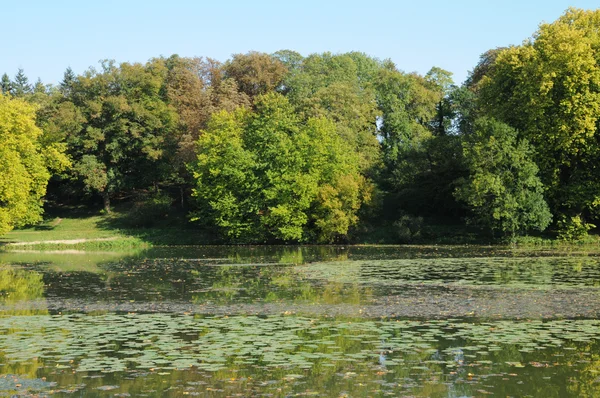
[455,118,551,237]
[223,51,288,99]
[191,93,370,243]
[57,60,178,212]
[479,8,600,229]
[0,95,69,234]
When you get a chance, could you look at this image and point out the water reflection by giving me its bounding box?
[1,246,600,395]
[1,247,600,317]
[1,314,600,397]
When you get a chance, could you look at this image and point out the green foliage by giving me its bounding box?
[0,95,69,235]
[557,214,595,241]
[375,62,440,182]
[47,60,179,211]
[425,66,455,136]
[10,32,600,245]
[59,67,76,97]
[190,93,370,243]
[479,8,600,221]
[0,267,44,303]
[375,63,466,218]
[282,52,382,170]
[455,118,552,237]
[0,73,11,95]
[464,48,506,91]
[272,49,304,73]
[11,68,31,97]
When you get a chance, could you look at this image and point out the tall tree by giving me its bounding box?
[464,47,506,91]
[33,78,46,94]
[190,93,370,243]
[272,50,304,74]
[223,51,288,99]
[56,60,178,212]
[0,74,11,95]
[283,52,382,171]
[375,62,440,184]
[425,67,455,136]
[375,62,466,218]
[12,68,31,97]
[59,67,76,97]
[479,8,600,229]
[163,55,213,161]
[0,94,69,234]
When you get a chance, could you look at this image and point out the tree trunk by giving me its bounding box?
[102,191,111,214]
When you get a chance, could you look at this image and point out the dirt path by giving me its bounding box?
[5,237,119,246]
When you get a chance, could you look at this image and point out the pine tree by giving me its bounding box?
[0,73,11,95]
[59,67,76,97]
[12,68,31,97]
[33,78,46,94]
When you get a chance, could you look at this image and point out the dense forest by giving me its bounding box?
[2,8,600,243]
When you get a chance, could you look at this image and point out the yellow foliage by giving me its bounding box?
[0,94,69,235]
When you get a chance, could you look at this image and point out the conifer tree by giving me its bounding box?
[12,68,31,97]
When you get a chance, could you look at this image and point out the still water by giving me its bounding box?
[1,246,600,397]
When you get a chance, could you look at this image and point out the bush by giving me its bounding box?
[557,215,595,241]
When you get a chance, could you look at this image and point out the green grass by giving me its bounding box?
[1,216,123,243]
[4,205,600,251]
[0,206,216,251]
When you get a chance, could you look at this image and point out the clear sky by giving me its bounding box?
[3,0,599,86]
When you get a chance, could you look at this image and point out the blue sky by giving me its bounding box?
[3,1,599,86]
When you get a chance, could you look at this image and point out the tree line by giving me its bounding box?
[1,8,599,242]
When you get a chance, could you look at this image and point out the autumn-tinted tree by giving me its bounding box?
[464,47,506,91]
[223,51,288,99]
[162,56,213,162]
[162,55,250,158]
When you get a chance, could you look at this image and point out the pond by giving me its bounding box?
[1,245,600,396]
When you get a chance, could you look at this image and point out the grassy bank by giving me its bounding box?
[0,207,216,251]
[3,206,600,251]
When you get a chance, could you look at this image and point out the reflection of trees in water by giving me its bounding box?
[569,345,600,397]
[492,257,600,287]
[303,256,600,289]
[0,267,44,303]
[0,266,48,316]
[188,263,373,306]
[0,267,49,385]
[11,248,600,308]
